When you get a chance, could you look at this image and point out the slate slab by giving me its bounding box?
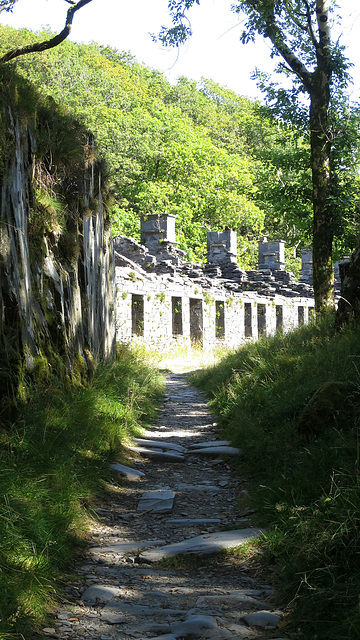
[149,633,177,640]
[109,462,145,479]
[175,483,219,492]
[148,636,177,640]
[167,518,221,525]
[101,601,184,624]
[126,445,185,462]
[242,611,281,628]
[132,438,186,453]
[139,528,263,562]
[189,440,231,449]
[138,490,176,514]
[196,592,271,609]
[81,584,120,605]
[188,446,241,456]
[150,614,218,636]
[90,539,166,554]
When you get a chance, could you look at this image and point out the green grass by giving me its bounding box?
[0,344,165,638]
[190,313,360,640]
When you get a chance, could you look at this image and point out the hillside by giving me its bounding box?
[0,25,318,269]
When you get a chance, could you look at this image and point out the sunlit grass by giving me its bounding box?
[0,344,164,637]
[191,313,360,639]
[157,341,232,373]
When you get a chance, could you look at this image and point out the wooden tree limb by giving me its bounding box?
[0,1,18,12]
[260,9,314,92]
[0,0,93,63]
[301,0,319,49]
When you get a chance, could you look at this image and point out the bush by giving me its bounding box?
[191,314,360,639]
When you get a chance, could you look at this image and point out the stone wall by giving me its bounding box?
[0,116,116,408]
[114,215,316,351]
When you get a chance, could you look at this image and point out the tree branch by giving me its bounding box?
[261,8,313,93]
[0,0,93,64]
[0,0,17,12]
[301,0,319,48]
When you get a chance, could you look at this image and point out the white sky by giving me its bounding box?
[1,0,360,101]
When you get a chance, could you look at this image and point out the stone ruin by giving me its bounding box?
[112,214,328,351]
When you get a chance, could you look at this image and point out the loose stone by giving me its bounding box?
[242,610,282,627]
[139,528,263,562]
[188,446,241,456]
[126,445,185,462]
[175,483,220,492]
[90,539,166,554]
[132,438,186,453]
[109,462,145,479]
[81,584,121,605]
[137,490,176,513]
[166,518,221,525]
[189,441,231,449]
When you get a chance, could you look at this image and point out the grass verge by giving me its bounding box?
[191,313,360,640]
[0,344,164,638]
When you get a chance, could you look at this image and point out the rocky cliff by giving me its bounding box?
[0,113,115,414]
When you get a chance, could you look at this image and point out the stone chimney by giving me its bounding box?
[301,247,313,282]
[258,237,285,270]
[140,214,176,251]
[207,229,237,264]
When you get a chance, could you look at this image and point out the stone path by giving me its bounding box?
[44,373,289,640]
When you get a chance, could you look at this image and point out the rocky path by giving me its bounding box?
[43,372,288,640]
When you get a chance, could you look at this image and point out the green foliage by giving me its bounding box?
[0,345,164,637]
[191,316,360,638]
[0,25,338,266]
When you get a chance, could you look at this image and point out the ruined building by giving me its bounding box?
[113,214,317,351]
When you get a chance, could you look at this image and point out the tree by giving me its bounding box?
[0,0,93,63]
[157,0,351,312]
[0,1,17,11]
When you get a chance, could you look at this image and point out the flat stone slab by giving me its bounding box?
[175,483,219,492]
[148,636,178,640]
[81,584,121,605]
[126,445,185,462]
[132,438,186,453]
[167,518,221,525]
[101,601,184,624]
[189,441,231,449]
[196,592,271,609]
[109,462,145,479]
[150,615,218,636]
[90,539,166,554]
[138,490,176,514]
[188,446,241,456]
[139,528,263,562]
[242,611,282,628]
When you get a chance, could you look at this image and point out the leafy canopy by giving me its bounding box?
[1,23,359,268]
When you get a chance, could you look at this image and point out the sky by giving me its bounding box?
[0,0,360,101]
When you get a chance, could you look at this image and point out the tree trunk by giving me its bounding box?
[309,68,334,312]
